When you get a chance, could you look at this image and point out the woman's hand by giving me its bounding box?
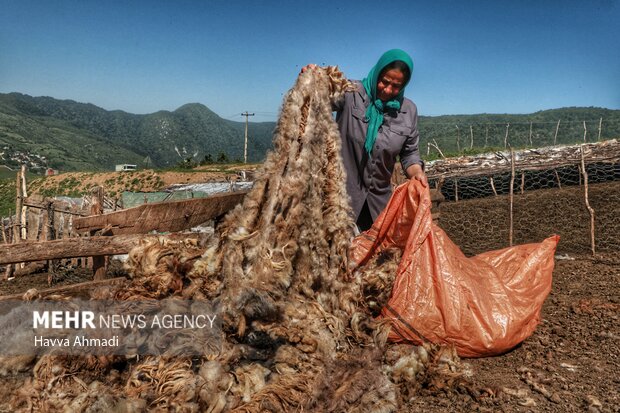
[405,163,428,187]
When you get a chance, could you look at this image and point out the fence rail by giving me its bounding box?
[428,140,620,255]
[420,117,620,157]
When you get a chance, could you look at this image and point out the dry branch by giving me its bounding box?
[583,120,587,143]
[430,139,446,158]
[426,139,620,180]
[490,177,498,196]
[554,169,562,189]
[580,146,596,255]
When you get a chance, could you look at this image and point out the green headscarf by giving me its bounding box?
[361,49,414,155]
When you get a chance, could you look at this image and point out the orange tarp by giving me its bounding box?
[349,180,559,357]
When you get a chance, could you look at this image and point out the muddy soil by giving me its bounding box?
[0,253,618,412]
[406,252,620,413]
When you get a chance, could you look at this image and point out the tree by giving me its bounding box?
[216,152,229,164]
[200,154,213,165]
[176,157,197,169]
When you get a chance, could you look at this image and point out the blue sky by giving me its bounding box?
[1,0,618,121]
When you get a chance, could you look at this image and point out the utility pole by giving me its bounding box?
[242,112,255,163]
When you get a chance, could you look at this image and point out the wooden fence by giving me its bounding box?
[0,166,246,287]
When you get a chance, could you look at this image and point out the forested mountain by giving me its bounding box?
[0,93,275,171]
[418,107,620,157]
[0,92,618,171]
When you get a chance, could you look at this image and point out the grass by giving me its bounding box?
[0,179,16,217]
[0,165,39,180]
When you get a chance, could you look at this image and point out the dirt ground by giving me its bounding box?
[406,251,620,413]
[0,251,618,412]
[26,163,260,197]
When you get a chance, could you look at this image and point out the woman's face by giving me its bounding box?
[376,68,405,102]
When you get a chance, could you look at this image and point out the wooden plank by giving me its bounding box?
[23,199,88,216]
[0,232,207,265]
[0,277,127,301]
[73,190,247,235]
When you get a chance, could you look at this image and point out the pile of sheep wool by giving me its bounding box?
[7,67,469,412]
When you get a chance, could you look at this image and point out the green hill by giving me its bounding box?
[418,107,620,158]
[0,93,275,171]
[1,92,619,172]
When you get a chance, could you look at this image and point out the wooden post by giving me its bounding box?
[14,168,23,244]
[504,123,510,149]
[583,120,587,143]
[580,146,595,255]
[529,122,533,146]
[509,149,515,246]
[57,212,65,240]
[20,165,27,241]
[520,172,525,194]
[470,125,474,149]
[6,211,12,244]
[90,186,107,280]
[36,208,44,241]
[11,167,26,272]
[1,220,6,244]
[597,117,602,141]
[454,179,459,202]
[554,169,562,189]
[69,213,78,267]
[553,119,560,145]
[242,111,255,163]
[455,125,461,152]
[490,177,498,196]
[4,210,15,280]
[1,218,11,280]
[45,201,57,274]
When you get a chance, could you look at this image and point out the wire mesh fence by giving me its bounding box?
[426,140,620,255]
[420,117,620,157]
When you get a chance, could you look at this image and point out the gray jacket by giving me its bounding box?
[335,81,422,221]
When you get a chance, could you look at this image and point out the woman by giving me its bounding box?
[306,49,427,231]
